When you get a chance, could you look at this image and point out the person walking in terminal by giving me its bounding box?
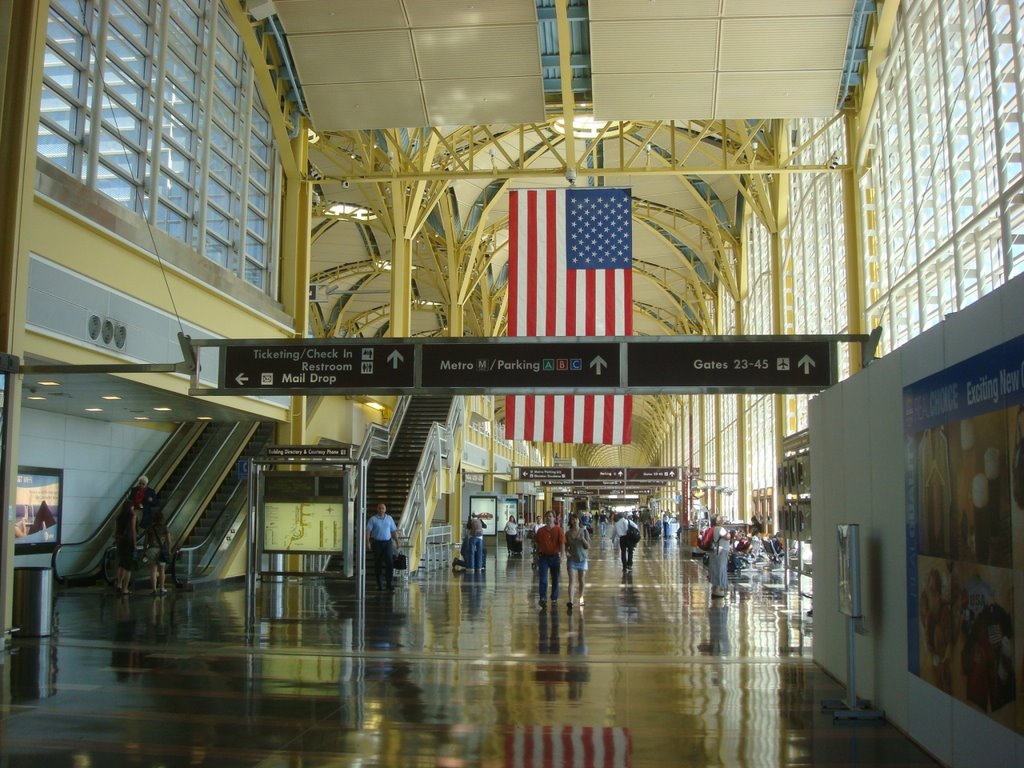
[565,513,591,609]
[534,511,566,611]
[613,512,640,571]
[708,514,731,599]
[367,502,399,591]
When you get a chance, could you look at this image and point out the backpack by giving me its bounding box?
[624,521,641,546]
[698,526,716,552]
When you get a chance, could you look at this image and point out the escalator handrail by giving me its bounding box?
[52,421,208,583]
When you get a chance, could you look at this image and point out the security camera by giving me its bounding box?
[341,180,350,189]
[827,152,840,170]
[566,168,577,185]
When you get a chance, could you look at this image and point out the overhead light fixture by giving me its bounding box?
[324,202,376,221]
[85,407,103,412]
[133,416,150,421]
[27,395,46,401]
[365,401,385,411]
[552,116,631,140]
[101,395,122,400]
[197,416,213,421]
[38,380,60,386]
[153,407,172,412]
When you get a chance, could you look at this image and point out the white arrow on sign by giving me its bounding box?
[590,356,607,375]
[798,355,816,374]
[387,350,404,369]
[235,373,248,385]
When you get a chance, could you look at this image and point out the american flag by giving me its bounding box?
[505,187,633,444]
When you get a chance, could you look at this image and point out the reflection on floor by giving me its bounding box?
[2,534,939,767]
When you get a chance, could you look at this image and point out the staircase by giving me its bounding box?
[365,395,453,522]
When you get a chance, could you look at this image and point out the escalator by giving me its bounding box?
[53,421,207,584]
[56,421,272,586]
[172,422,275,585]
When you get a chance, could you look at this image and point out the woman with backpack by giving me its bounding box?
[707,514,731,599]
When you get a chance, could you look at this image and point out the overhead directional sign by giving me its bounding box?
[628,338,834,391]
[194,335,848,396]
[420,341,620,391]
[517,466,678,485]
[518,467,573,481]
[221,340,415,394]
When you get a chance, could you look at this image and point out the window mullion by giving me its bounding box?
[86,0,112,187]
[195,3,220,260]
[147,0,172,223]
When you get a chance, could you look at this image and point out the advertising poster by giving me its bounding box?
[15,467,63,553]
[904,334,1024,733]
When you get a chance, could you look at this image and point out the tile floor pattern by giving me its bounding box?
[2,534,939,767]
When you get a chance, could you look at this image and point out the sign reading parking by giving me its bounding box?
[420,341,620,390]
[628,339,833,391]
[222,341,415,394]
[198,336,844,395]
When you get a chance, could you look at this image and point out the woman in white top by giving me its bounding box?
[565,513,591,608]
[504,515,522,555]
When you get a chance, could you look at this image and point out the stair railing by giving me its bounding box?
[395,397,465,571]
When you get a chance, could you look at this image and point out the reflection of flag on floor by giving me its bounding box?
[505,187,633,445]
[505,725,631,767]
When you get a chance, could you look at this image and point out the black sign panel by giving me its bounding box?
[222,341,414,394]
[264,445,353,462]
[420,341,620,390]
[628,339,834,390]
[574,467,625,481]
[518,467,572,481]
[626,467,679,481]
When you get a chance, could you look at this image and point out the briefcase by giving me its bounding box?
[393,553,408,570]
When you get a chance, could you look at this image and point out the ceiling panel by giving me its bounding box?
[719,17,852,71]
[589,20,720,73]
[589,0,722,21]
[592,73,716,121]
[413,25,541,80]
[275,0,409,33]
[304,82,427,130]
[723,0,855,17]
[288,30,417,84]
[423,77,545,125]
[403,0,537,27]
[715,70,843,118]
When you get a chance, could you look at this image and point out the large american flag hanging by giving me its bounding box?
[505,187,633,445]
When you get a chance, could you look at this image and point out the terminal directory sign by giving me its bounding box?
[420,341,620,390]
[222,340,414,394]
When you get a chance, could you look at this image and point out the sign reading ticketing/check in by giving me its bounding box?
[221,341,415,394]
[197,336,844,396]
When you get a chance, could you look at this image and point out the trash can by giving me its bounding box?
[13,567,54,637]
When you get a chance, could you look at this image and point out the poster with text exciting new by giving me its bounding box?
[904,333,1024,734]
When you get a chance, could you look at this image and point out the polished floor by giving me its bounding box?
[2,533,939,767]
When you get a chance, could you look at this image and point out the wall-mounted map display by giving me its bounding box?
[261,471,346,554]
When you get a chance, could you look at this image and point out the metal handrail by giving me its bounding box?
[53,421,208,583]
